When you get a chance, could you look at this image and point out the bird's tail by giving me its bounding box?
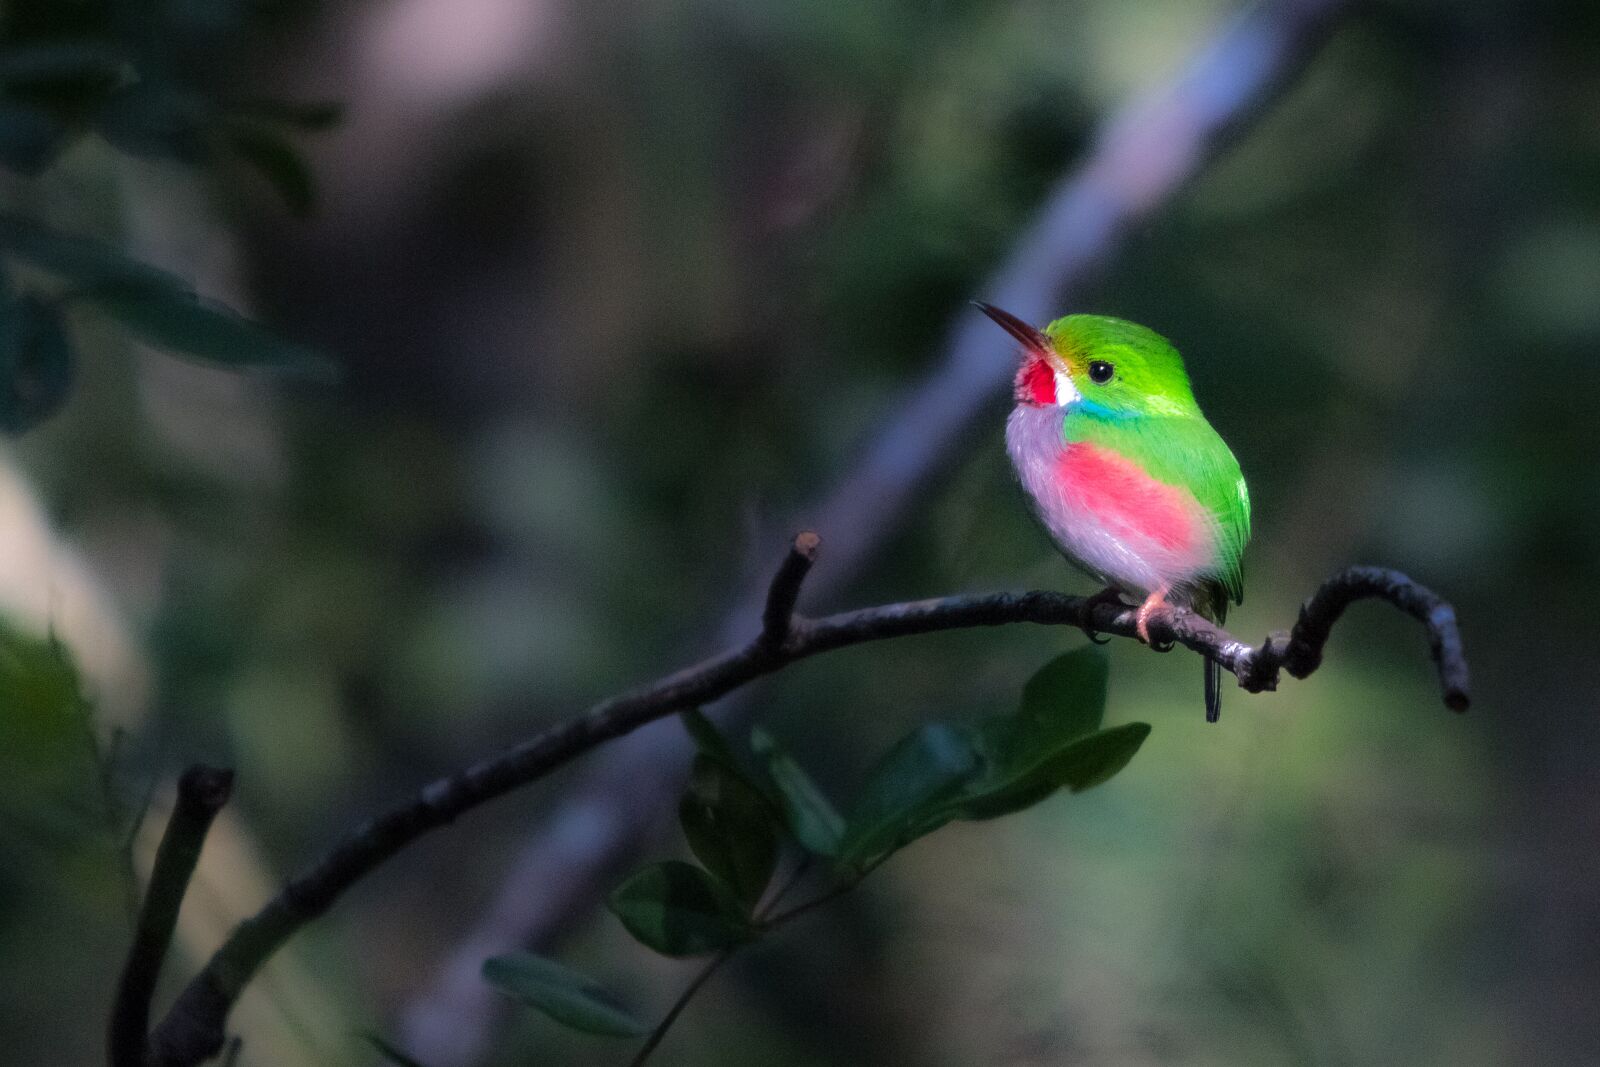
[1204,657,1222,723]
[1199,581,1227,724]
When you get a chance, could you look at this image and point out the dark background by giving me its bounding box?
[1,0,1597,1064]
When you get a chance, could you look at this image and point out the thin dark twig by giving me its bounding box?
[761,532,821,650]
[760,854,889,930]
[627,950,736,1067]
[109,765,234,1067]
[756,883,853,931]
[630,849,831,1065]
[758,855,813,918]
[146,537,1466,1067]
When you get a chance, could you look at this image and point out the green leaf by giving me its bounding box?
[750,727,844,857]
[938,649,1146,820]
[608,861,754,957]
[837,722,981,867]
[939,721,1152,822]
[0,620,84,722]
[84,289,334,376]
[363,1033,434,1067]
[0,618,97,833]
[1017,648,1109,744]
[679,708,742,772]
[830,649,1145,868]
[0,215,331,374]
[679,755,778,910]
[0,294,74,434]
[0,214,192,296]
[946,648,1114,820]
[482,953,647,1038]
[1042,722,1152,793]
[228,127,316,216]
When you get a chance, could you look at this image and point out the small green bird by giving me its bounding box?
[976,304,1251,722]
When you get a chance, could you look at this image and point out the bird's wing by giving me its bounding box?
[1136,417,1251,605]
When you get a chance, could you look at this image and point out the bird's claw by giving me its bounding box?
[1137,619,1175,650]
[1079,586,1130,645]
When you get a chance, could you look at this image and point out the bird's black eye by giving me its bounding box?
[1088,360,1114,384]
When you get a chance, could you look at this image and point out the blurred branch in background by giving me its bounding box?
[140,531,1467,1066]
[399,0,1353,1062]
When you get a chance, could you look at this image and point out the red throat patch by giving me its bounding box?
[1018,360,1056,406]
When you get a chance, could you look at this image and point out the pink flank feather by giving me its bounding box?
[1054,442,1203,557]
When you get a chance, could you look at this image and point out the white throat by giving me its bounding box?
[1053,367,1079,407]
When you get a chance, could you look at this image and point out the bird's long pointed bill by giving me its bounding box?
[973,301,1051,355]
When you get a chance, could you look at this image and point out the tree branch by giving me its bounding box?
[109,765,234,1067]
[145,532,1466,1066]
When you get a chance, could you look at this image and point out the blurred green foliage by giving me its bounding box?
[481,953,649,1040]
[490,649,1139,1060]
[0,0,330,430]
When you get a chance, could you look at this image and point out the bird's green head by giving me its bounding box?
[976,304,1201,419]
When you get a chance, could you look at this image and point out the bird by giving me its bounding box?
[975,302,1250,722]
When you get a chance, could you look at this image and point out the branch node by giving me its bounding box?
[1235,632,1288,693]
[761,532,821,651]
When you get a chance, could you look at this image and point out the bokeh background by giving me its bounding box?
[2,0,1598,1064]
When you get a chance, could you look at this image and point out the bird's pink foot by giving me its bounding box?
[1135,587,1171,647]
